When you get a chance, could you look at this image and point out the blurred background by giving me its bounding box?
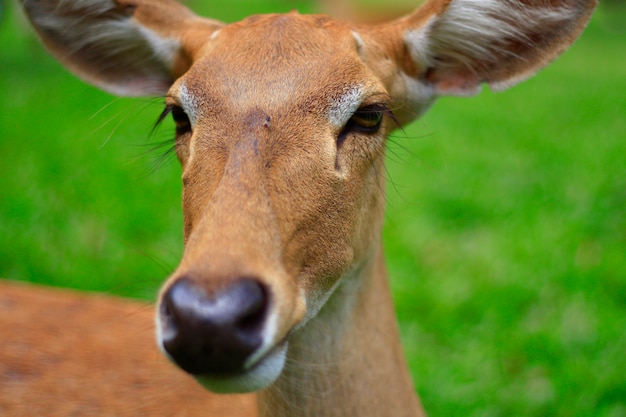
[1,0,624,416]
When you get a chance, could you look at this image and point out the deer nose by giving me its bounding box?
[159,277,268,375]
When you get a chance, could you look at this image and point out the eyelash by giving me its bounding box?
[153,102,395,155]
[150,105,192,169]
[155,104,192,137]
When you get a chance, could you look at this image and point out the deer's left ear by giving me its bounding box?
[362,0,597,123]
[22,0,223,96]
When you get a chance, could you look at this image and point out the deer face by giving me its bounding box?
[22,0,596,396]
[157,14,392,392]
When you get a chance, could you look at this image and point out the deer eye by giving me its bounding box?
[170,105,192,136]
[337,104,388,146]
[350,106,384,131]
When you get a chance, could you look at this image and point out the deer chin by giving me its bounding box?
[192,341,288,394]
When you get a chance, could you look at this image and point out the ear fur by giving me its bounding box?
[22,0,223,96]
[404,0,597,96]
[362,0,596,124]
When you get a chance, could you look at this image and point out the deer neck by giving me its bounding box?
[258,247,425,417]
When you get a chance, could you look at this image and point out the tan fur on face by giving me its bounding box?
[16,0,597,415]
[161,14,391,363]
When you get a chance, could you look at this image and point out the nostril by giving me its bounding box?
[159,277,269,375]
[234,281,267,329]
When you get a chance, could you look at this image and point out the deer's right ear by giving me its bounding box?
[22,0,223,96]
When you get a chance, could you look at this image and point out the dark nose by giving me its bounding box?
[159,277,268,375]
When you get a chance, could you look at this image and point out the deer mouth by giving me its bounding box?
[192,340,289,393]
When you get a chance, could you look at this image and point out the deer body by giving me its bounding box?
[4,0,596,415]
[0,280,256,417]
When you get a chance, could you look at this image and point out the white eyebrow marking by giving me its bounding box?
[328,85,364,128]
[178,82,198,126]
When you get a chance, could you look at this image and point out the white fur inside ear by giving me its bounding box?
[33,2,180,66]
[404,17,435,72]
[399,73,437,116]
[25,0,185,96]
[405,0,578,94]
[136,23,180,68]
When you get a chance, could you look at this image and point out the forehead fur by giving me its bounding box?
[177,13,378,115]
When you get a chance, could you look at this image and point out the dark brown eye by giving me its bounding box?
[337,104,388,146]
[171,105,191,136]
[351,107,384,131]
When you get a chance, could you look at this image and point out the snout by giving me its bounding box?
[159,277,269,375]
[156,273,297,393]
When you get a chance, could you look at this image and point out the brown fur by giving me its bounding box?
[0,280,256,416]
[8,0,597,415]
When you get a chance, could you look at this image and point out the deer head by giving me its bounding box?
[22,0,596,402]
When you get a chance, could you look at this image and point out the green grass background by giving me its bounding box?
[1,1,624,416]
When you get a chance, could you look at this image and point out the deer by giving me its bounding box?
[2,0,596,416]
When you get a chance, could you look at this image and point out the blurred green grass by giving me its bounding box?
[1,1,624,416]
